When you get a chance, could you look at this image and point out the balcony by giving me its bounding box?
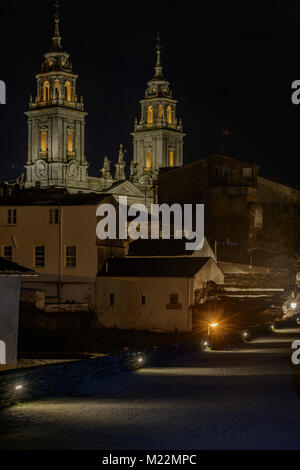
[29,97,84,111]
[134,121,183,132]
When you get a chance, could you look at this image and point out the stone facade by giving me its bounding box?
[23,15,185,205]
[25,14,89,191]
[130,36,185,198]
[158,154,300,261]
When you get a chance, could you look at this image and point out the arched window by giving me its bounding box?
[54,79,60,99]
[42,81,50,101]
[65,81,71,101]
[147,106,154,124]
[146,151,151,169]
[167,106,172,124]
[158,105,163,121]
[169,149,174,167]
[67,131,73,153]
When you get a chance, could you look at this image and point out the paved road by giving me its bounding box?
[1,322,300,450]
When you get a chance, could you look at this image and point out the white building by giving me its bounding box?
[96,257,224,332]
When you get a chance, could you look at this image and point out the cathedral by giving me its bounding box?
[24,9,185,202]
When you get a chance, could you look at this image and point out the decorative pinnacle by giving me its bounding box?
[156,31,161,51]
[51,0,62,50]
[154,31,163,79]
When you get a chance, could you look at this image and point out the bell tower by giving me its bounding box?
[25,2,88,190]
[131,34,185,183]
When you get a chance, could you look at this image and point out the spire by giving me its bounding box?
[153,32,164,79]
[49,1,63,52]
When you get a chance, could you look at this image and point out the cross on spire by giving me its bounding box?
[156,31,161,51]
[50,0,62,51]
[54,0,60,19]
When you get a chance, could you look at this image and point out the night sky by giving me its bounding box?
[0,0,300,188]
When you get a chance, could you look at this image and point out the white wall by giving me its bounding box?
[0,276,21,368]
[96,276,192,333]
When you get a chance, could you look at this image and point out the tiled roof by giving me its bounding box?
[0,189,112,206]
[99,257,212,278]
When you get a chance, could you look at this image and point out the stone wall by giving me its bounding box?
[20,288,45,310]
[0,343,191,409]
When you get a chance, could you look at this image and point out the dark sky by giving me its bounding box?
[0,0,300,188]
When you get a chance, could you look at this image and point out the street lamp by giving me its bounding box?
[291,302,297,310]
[208,322,218,336]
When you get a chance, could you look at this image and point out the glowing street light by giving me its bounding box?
[208,322,218,336]
[291,302,297,310]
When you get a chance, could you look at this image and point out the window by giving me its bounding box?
[141,294,146,305]
[167,293,181,310]
[2,246,12,261]
[7,209,17,225]
[158,105,163,121]
[146,150,151,169]
[34,246,45,267]
[54,79,60,99]
[67,132,73,153]
[49,208,60,224]
[65,246,76,268]
[223,166,230,177]
[42,81,50,101]
[147,106,154,124]
[169,149,174,167]
[64,81,71,101]
[254,208,263,229]
[169,293,179,305]
[110,293,115,306]
[167,105,172,124]
[215,166,221,177]
[41,131,47,152]
[243,167,252,177]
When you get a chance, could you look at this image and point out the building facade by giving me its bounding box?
[25,12,89,191]
[96,257,224,332]
[158,153,300,266]
[0,191,127,309]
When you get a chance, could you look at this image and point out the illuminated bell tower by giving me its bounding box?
[131,34,185,181]
[25,4,88,190]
